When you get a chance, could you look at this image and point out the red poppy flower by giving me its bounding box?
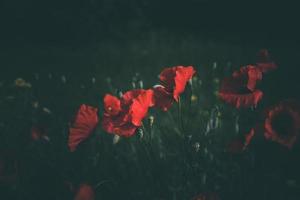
[154,66,195,111]
[256,49,277,73]
[102,89,154,137]
[74,183,95,200]
[68,104,99,152]
[219,74,263,108]
[192,193,220,200]
[264,100,300,149]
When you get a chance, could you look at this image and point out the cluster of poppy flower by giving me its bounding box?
[67,50,300,154]
[68,66,195,152]
[218,49,276,109]
[220,49,300,150]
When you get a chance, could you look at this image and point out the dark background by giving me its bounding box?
[0,1,299,113]
[0,0,299,77]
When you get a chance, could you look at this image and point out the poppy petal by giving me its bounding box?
[130,89,154,126]
[68,104,99,152]
[219,90,263,108]
[103,94,121,116]
[173,66,195,101]
[122,89,145,105]
[153,86,174,111]
[256,49,277,73]
[159,67,176,88]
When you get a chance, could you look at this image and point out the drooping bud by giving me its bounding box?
[149,116,154,127]
[113,135,121,145]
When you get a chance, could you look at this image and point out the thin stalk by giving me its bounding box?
[177,97,184,134]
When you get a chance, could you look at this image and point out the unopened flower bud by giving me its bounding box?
[132,82,136,89]
[138,128,144,139]
[61,75,66,83]
[193,142,200,152]
[113,135,121,144]
[149,116,154,127]
[191,95,198,102]
[138,80,143,89]
[118,91,123,98]
[43,107,52,114]
[32,101,39,108]
[213,78,220,84]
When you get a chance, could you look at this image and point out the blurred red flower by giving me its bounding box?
[227,128,255,154]
[219,72,263,108]
[264,100,300,149]
[74,183,95,200]
[68,104,99,152]
[256,49,277,73]
[102,89,154,137]
[154,66,195,111]
[31,126,46,141]
[192,192,220,200]
[227,138,245,154]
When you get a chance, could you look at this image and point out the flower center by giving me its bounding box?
[271,111,295,138]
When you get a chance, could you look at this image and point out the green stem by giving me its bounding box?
[178,97,184,133]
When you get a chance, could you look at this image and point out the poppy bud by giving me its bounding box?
[118,91,123,98]
[113,135,121,145]
[193,142,200,152]
[191,95,198,102]
[32,101,39,108]
[138,128,144,139]
[132,82,136,89]
[149,116,154,127]
[43,107,52,114]
[74,183,95,200]
[61,75,66,83]
[138,80,144,89]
